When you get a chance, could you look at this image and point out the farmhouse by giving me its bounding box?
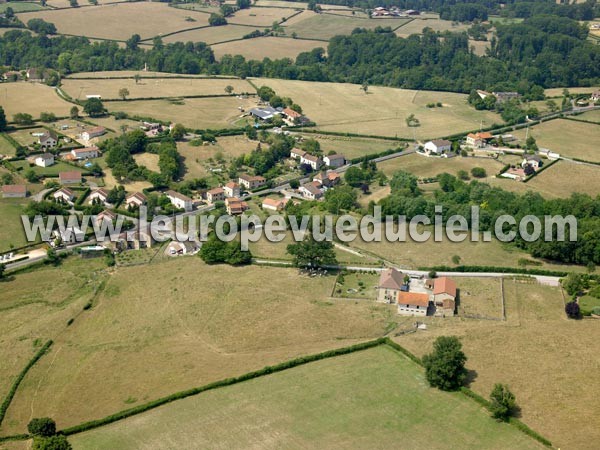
[323,154,346,168]
[262,197,288,211]
[59,171,82,184]
[2,71,21,81]
[591,91,600,102]
[1,184,27,198]
[38,130,58,149]
[166,190,193,212]
[377,267,405,303]
[53,187,75,203]
[465,132,493,148]
[56,226,85,244]
[81,127,106,141]
[300,153,323,171]
[493,91,521,103]
[424,139,452,155]
[282,107,307,126]
[432,277,457,317]
[88,188,110,205]
[248,106,282,121]
[239,174,266,190]
[206,187,225,204]
[223,181,240,198]
[397,291,429,316]
[521,155,543,170]
[71,146,100,160]
[313,170,341,188]
[125,192,146,209]
[35,153,55,167]
[290,148,306,160]
[501,167,526,181]
[225,197,248,215]
[26,68,44,82]
[299,181,323,200]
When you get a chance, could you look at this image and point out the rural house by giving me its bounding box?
[59,171,82,185]
[299,181,323,200]
[1,184,27,198]
[223,181,240,198]
[282,107,305,126]
[206,187,225,204]
[432,277,457,317]
[313,171,341,188]
[397,291,430,316]
[38,130,58,149]
[466,132,493,148]
[424,139,452,155]
[300,153,323,171]
[88,188,110,205]
[290,148,306,160]
[81,127,106,141]
[125,192,146,209]
[238,174,266,190]
[521,155,543,170]
[493,91,521,103]
[262,197,288,211]
[96,209,117,224]
[35,153,55,168]
[225,197,248,215]
[323,154,346,168]
[53,187,75,203]
[248,106,282,121]
[26,68,44,82]
[166,190,193,212]
[591,91,600,102]
[71,146,100,160]
[377,268,406,303]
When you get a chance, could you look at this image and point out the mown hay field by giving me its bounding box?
[228,6,293,26]
[61,77,254,100]
[0,82,73,119]
[298,133,401,160]
[69,346,544,450]
[212,36,325,60]
[18,3,209,40]
[394,16,470,37]
[250,78,503,139]
[162,24,258,45]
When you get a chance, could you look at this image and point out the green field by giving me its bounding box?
[11,160,84,177]
[299,133,401,160]
[212,36,325,61]
[69,346,543,449]
[394,16,469,37]
[0,2,46,12]
[0,198,32,253]
[162,24,258,45]
[0,133,16,156]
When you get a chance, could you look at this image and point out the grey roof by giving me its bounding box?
[249,107,281,120]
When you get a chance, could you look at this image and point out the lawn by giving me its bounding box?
[68,346,544,449]
[1,259,392,433]
[162,24,258,45]
[394,16,469,37]
[18,3,210,41]
[0,2,46,12]
[512,119,600,162]
[228,6,292,27]
[7,127,49,147]
[298,133,402,160]
[12,160,85,177]
[104,96,258,130]
[61,77,253,101]
[333,271,380,299]
[0,198,32,253]
[0,133,17,156]
[212,36,325,61]
[574,109,600,123]
[0,82,73,120]
[250,78,503,139]
[579,294,600,315]
[397,280,600,450]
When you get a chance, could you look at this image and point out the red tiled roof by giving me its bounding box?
[397,291,430,308]
[59,171,82,182]
[433,277,457,297]
[2,184,26,194]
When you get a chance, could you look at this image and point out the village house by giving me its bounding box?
[377,268,406,303]
[282,107,305,126]
[1,184,27,198]
[299,181,324,200]
[591,91,600,102]
[313,171,341,188]
[500,167,526,181]
[81,127,106,141]
[206,187,225,204]
[166,190,193,212]
[521,155,543,170]
[262,197,288,211]
[323,154,346,168]
[433,277,457,317]
[238,174,266,190]
[290,148,306,160]
[26,68,44,82]
[88,188,110,205]
[96,209,117,224]
[125,192,146,209]
[223,181,240,198]
[424,139,452,155]
[71,146,100,160]
[493,91,521,103]
[35,153,55,168]
[300,153,323,171]
[53,187,75,203]
[55,226,85,245]
[465,132,493,148]
[38,130,58,149]
[225,197,248,215]
[59,171,82,185]
[397,291,429,316]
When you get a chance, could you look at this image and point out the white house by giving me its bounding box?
[262,197,288,211]
[166,190,193,212]
[81,127,106,141]
[125,192,146,209]
[591,90,600,102]
[38,131,58,149]
[88,188,110,205]
[397,291,429,316]
[56,226,85,244]
[300,153,322,171]
[521,155,543,170]
[299,181,323,200]
[424,139,452,155]
[53,187,75,203]
[206,187,225,204]
[71,146,100,160]
[323,154,346,168]
[290,148,306,160]
[35,153,55,167]
[223,181,240,198]
[377,268,405,303]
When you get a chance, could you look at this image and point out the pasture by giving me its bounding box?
[574,109,600,123]
[7,127,49,147]
[18,3,210,41]
[394,16,470,37]
[0,133,16,156]
[250,78,503,139]
[0,259,393,433]
[61,77,253,100]
[284,13,406,40]
[512,119,600,162]
[0,198,32,253]
[103,96,257,130]
[544,86,599,97]
[398,280,600,450]
[69,346,543,449]
[212,36,324,60]
[456,277,503,319]
[162,24,258,45]
[228,6,292,26]
[0,82,73,120]
[12,160,84,177]
[0,2,46,12]
[298,133,401,160]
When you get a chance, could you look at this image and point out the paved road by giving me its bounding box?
[32,188,52,202]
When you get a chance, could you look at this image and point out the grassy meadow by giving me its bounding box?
[0,83,73,120]
[0,198,33,253]
[212,36,325,60]
[394,16,470,37]
[162,24,258,45]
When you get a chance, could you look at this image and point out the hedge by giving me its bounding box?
[349,147,402,164]
[100,93,255,102]
[421,265,568,277]
[522,158,559,183]
[74,187,91,206]
[0,434,29,443]
[299,128,410,141]
[0,340,53,427]
[383,337,422,366]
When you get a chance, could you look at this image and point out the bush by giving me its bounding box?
[471,167,487,178]
[28,418,56,437]
[489,384,517,421]
[32,435,72,450]
[565,301,580,319]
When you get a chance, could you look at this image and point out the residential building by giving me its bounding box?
[323,154,346,168]
[299,181,323,200]
[397,291,429,316]
[206,187,225,204]
[53,187,75,203]
[313,171,341,188]
[81,127,106,141]
[591,91,600,102]
[88,188,110,205]
[282,107,303,125]
[238,174,266,190]
[225,197,248,215]
[35,153,55,167]
[300,153,323,171]
[96,209,117,224]
[166,190,193,212]
[290,148,306,160]
[1,184,27,198]
[377,268,405,303]
[38,130,58,149]
[493,91,521,103]
[262,197,288,211]
[521,155,543,170]
[223,181,240,198]
[59,171,82,184]
[26,68,44,82]
[71,146,100,160]
[56,226,85,244]
[125,192,146,209]
[433,277,457,317]
[465,132,493,148]
[424,139,452,155]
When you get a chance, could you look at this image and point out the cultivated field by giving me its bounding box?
[61,77,253,100]
[18,3,210,40]
[250,78,503,139]
[162,24,258,45]
[0,259,393,433]
[65,71,239,79]
[228,6,292,26]
[284,13,406,40]
[512,119,600,162]
[398,280,600,450]
[394,16,470,37]
[103,96,257,130]
[69,346,543,449]
[212,36,325,60]
[0,82,73,120]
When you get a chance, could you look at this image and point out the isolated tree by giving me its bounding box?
[0,106,6,132]
[565,301,581,319]
[489,384,517,421]
[83,98,104,117]
[118,88,130,100]
[224,85,234,94]
[28,418,56,437]
[24,169,39,183]
[361,81,369,94]
[470,167,487,178]
[69,106,79,119]
[286,234,337,269]
[133,74,141,84]
[452,255,461,264]
[69,0,78,7]
[422,336,467,391]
